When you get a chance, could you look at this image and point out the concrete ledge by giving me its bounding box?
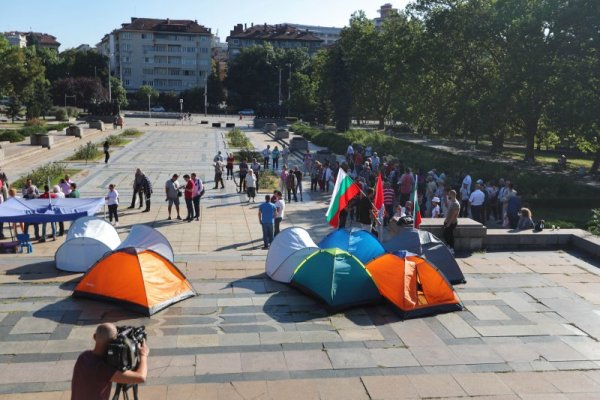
[419,218,486,252]
[89,121,105,131]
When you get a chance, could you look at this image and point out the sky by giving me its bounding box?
[1,0,410,50]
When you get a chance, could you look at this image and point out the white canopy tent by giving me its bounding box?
[117,225,174,262]
[265,227,319,283]
[55,216,121,272]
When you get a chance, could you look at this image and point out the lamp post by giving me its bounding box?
[204,71,208,117]
[179,98,183,124]
[108,54,112,103]
[148,94,151,121]
[64,94,76,108]
[287,63,292,116]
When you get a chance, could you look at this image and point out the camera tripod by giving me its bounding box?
[112,383,138,400]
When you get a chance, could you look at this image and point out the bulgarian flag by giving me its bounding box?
[413,175,422,228]
[326,168,360,227]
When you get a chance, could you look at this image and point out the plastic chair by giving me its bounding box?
[16,233,33,254]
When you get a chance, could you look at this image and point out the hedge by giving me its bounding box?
[292,123,600,201]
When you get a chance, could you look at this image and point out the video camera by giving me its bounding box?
[106,326,147,372]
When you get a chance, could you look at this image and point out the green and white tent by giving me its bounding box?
[291,248,381,312]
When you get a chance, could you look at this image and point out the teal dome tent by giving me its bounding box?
[291,248,381,312]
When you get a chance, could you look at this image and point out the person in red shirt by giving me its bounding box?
[182,174,195,222]
[226,153,235,180]
[71,323,149,400]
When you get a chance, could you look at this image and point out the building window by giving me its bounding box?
[168,45,181,53]
[123,67,132,76]
[168,80,182,87]
[155,79,168,87]
[199,59,209,66]
[201,47,208,54]
[200,36,208,42]
[233,39,239,45]
[183,70,196,76]
[169,57,182,65]
[182,58,196,66]
[169,69,180,76]
[122,43,132,51]
[124,80,130,86]
[144,57,153,64]
[143,68,153,75]
[121,32,133,40]
[121,56,130,63]
[155,68,168,75]
[141,33,153,39]
[154,56,167,64]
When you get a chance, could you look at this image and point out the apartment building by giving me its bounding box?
[374,3,399,29]
[3,31,60,51]
[285,24,342,46]
[97,18,213,93]
[226,23,323,60]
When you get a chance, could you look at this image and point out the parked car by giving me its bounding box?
[239,109,255,116]
[263,123,278,133]
[150,106,165,112]
[275,127,290,139]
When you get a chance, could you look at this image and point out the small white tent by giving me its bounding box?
[55,217,121,272]
[117,225,174,262]
[266,227,319,283]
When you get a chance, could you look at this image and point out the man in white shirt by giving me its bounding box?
[468,183,485,224]
[274,191,285,236]
[346,144,354,161]
[262,145,271,170]
[462,173,472,193]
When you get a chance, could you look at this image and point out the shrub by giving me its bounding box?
[227,128,252,148]
[54,108,68,121]
[0,130,25,143]
[24,118,46,127]
[69,141,101,161]
[19,125,47,136]
[13,162,68,190]
[121,128,143,137]
[66,107,79,118]
[49,123,72,132]
[589,209,600,235]
[105,134,128,146]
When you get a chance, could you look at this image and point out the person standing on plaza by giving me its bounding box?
[139,172,153,212]
[358,188,375,232]
[213,151,223,163]
[443,190,460,253]
[293,166,303,201]
[245,169,257,202]
[274,191,285,236]
[213,159,225,189]
[238,159,249,193]
[258,194,277,249]
[383,181,395,226]
[398,168,414,206]
[279,166,289,194]
[128,168,145,209]
[103,140,110,164]
[182,174,195,222]
[431,196,442,218]
[105,184,119,227]
[322,163,332,192]
[53,185,66,236]
[226,153,235,180]
[272,146,280,171]
[303,150,313,176]
[39,185,58,242]
[191,173,203,221]
[67,183,80,198]
[251,159,261,189]
[468,183,485,224]
[59,178,72,197]
[165,174,182,220]
[262,145,271,170]
[286,168,297,202]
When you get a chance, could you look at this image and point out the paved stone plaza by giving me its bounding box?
[1,118,600,399]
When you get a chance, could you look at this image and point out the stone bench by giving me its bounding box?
[226,123,235,128]
[66,125,82,138]
[89,121,105,131]
[30,134,54,148]
[419,218,487,252]
[212,123,222,128]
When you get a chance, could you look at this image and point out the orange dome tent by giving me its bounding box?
[73,247,195,316]
[366,254,462,319]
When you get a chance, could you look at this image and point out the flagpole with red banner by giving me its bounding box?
[413,174,422,229]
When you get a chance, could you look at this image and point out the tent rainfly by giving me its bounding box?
[366,254,462,319]
[266,227,319,283]
[55,216,121,272]
[318,229,385,264]
[384,228,466,285]
[73,225,194,315]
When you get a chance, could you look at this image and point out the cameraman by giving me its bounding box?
[71,323,149,400]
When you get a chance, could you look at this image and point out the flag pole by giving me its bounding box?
[413,174,418,228]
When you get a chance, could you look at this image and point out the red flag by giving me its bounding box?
[374,173,384,210]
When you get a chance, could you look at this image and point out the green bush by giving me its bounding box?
[105,134,128,146]
[121,128,144,137]
[54,108,68,121]
[19,126,47,136]
[48,123,71,132]
[0,130,25,143]
[292,123,600,200]
[588,209,600,235]
[227,128,252,148]
[66,107,79,118]
[13,162,68,190]
[69,141,101,161]
[24,118,46,127]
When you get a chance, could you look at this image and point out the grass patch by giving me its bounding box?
[534,207,592,230]
[121,128,144,137]
[258,170,279,193]
[227,128,252,148]
[67,141,103,161]
[105,134,130,146]
[12,162,80,190]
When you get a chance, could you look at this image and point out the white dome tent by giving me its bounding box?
[55,217,121,272]
[117,225,175,262]
[265,227,319,283]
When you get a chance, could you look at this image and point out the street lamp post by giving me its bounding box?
[180,98,183,125]
[287,63,292,116]
[108,54,112,103]
[148,94,151,121]
[64,94,76,108]
[204,72,208,117]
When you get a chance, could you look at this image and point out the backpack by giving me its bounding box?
[534,220,545,232]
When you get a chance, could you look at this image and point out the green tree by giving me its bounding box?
[136,85,159,108]
[109,77,128,109]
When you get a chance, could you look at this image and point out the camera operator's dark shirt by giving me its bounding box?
[71,350,117,400]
